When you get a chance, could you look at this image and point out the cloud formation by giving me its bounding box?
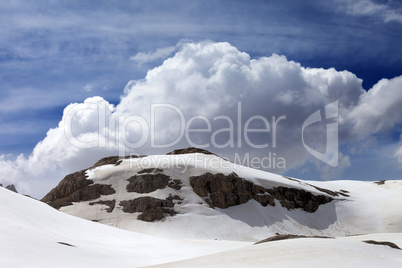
[338,0,402,23]
[130,46,177,65]
[396,135,402,165]
[1,41,402,198]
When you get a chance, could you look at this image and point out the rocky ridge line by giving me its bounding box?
[190,172,333,213]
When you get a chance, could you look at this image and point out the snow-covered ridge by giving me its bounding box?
[42,149,402,241]
[2,186,402,267]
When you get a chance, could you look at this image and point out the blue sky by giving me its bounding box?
[1,0,402,197]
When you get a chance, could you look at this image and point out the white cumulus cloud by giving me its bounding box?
[1,41,402,198]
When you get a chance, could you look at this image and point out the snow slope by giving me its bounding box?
[149,234,402,268]
[0,186,249,268]
[2,152,402,267]
[58,153,402,241]
[2,186,402,267]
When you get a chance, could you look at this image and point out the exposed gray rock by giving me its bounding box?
[89,200,116,213]
[338,190,350,197]
[127,172,183,193]
[57,242,76,247]
[168,179,182,190]
[253,194,275,207]
[267,186,332,213]
[190,172,272,209]
[190,172,332,212]
[167,147,215,155]
[120,196,174,213]
[166,194,183,203]
[363,240,401,250]
[119,195,180,222]
[127,174,171,193]
[41,170,92,209]
[255,234,333,244]
[92,156,122,168]
[41,169,115,209]
[6,184,18,193]
[71,184,115,202]
[138,168,163,174]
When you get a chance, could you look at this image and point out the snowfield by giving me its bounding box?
[149,234,402,268]
[1,153,402,267]
[0,186,249,267]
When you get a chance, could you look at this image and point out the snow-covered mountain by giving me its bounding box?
[2,148,402,267]
[42,148,402,241]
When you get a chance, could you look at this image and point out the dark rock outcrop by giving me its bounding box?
[253,194,275,207]
[57,242,76,247]
[127,174,171,193]
[167,147,215,155]
[363,240,401,250]
[42,170,92,208]
[255,234,332,244]
[190,172,332,212]
[168,179,182,190]
[127,172,183,193]
[119,195,181,222]
[92,156,122,168]
[120,197,173,213]
[267,186,332,213]
[5,184,18,193]
[138,168,164,174]
[89,200,116,213]
[41,169,115,209]
[190,172,274,209]
[71,184,115,202]
[92,154,146,168]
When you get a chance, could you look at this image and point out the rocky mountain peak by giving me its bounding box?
[0,183,18,193]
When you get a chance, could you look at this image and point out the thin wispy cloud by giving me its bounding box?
[396,135,402,165]
[338,0,402,23]
[83,83,96,92]
[130,46,177,65]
